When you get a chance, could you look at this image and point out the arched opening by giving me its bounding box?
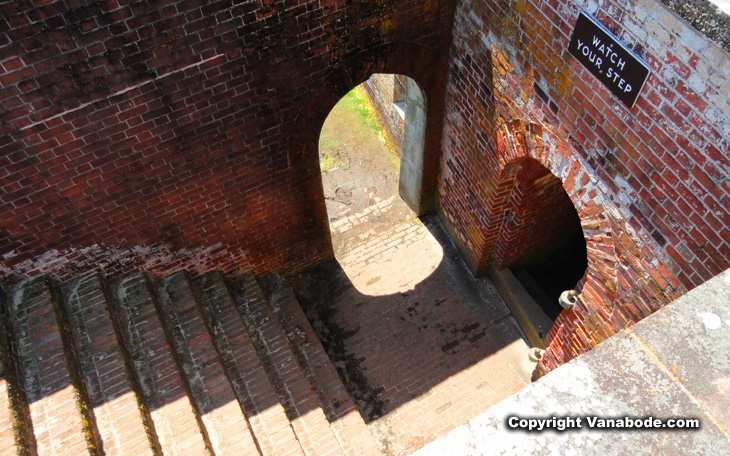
[318,73,432,280]
[478,121,626,375]
[493,157,588,335]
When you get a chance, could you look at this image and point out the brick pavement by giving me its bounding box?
[0,172,527,456]
[291,196,531,456]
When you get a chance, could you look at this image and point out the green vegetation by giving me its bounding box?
[318,86,394,172]
[409,212,422,225]
[342,86,382,133]
[319,151,337,172]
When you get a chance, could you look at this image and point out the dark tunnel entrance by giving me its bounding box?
[495,158,588,322]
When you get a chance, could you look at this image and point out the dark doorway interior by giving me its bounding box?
[497,159,588,321]
[512,237,587,320]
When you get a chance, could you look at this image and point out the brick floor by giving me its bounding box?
[291,196,531,456]
[0,186,528,456]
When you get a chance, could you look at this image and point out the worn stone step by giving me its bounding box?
[264,274,382,456]
[228,273,343,456]
[0,281,32,456]
[191,272,304,456]
[62,274,159,455]
[153,272,261,456]
[113,273,211,455]
[5,277,99,455]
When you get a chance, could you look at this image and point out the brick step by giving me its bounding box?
[3,277,99,455]
[263,274,382,456]
[113,273,212,455]
[0,281,32,455]
[190,272,304,456]
[62,274,158,455]
[0,269,377,455]
[227,273,343,456]
[152,272,261,456]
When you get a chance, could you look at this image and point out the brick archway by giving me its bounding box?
[287,41,448,254]
[291,41,444,154]
[480,119,628,373]
[472,119,685,374]
[483,119,619,292]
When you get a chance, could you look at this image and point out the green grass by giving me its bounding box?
[318,85,394,172]
[319,152,336,172]
[339,86,382,134]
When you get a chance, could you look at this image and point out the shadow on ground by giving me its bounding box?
[289,212,531,454]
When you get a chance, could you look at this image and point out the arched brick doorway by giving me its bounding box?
[317,73,429,259]
[289,41,447,257]
[477,120,622,374]
[493,157,588,322]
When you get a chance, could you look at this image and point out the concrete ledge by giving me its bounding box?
[662,0,730,52]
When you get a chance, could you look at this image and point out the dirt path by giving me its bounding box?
[319,87,413,255]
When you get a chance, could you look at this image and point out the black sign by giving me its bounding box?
[568,11,651,108]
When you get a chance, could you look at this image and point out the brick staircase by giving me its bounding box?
[0,271,382,456]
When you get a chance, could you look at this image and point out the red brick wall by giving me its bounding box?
[0,0,454,281]
[493,157,582,269]
[438,0,730,373]
[3,0,728,376]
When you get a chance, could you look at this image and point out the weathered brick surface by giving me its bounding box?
[114,273,210,455]
[5,278,95,455]
[1,0,727,385]
[152,272,260,455]
[0,376,19,455]
[0,0,454,282]
[0,295,22,456]
[0,282,36,456]
[63,275,156,456]
[493,157,583,269]
[290,210,527,455]
[229,273,344,456]
[1,269,400,454]
[362,74,405,154]
[265,273,382,456]
[438,0,729,374]
[192,272,304,456]
[0,355,17,455]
